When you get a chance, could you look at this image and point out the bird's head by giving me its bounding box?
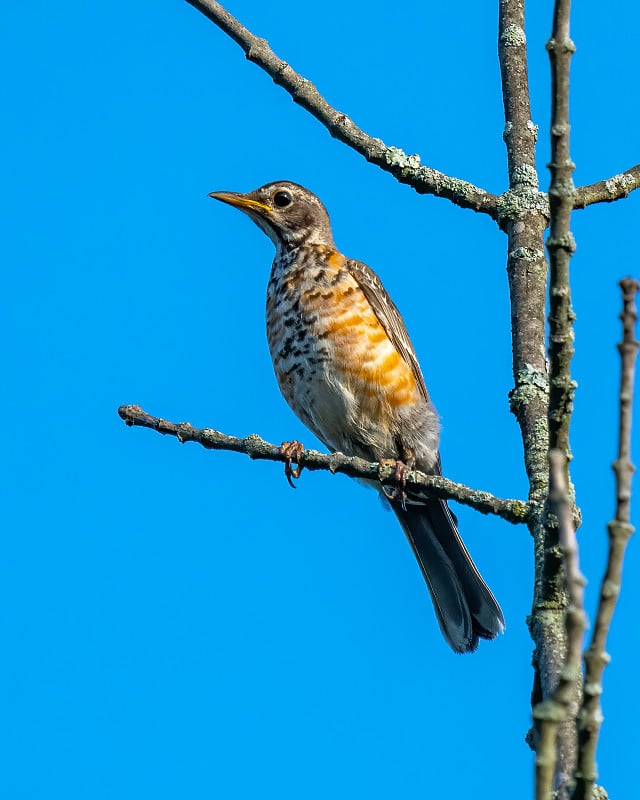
[209,181,335,252]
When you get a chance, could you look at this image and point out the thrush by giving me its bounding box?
[209,180,504,653]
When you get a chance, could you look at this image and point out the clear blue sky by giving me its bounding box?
[1,2,638,797]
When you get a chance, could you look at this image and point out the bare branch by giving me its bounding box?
[498,2,566,777]
[532,5,580,794]
[185,0,499,217]
[499,2,540,190]
[574,278,639,800]
[534,450,587,800]
[498,0,550,502]
[118,404,530,524]
[574,166,640,209]
[546,2,577,466]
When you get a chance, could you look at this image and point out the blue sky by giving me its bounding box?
[1,2,638,797]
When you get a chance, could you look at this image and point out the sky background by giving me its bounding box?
[1,1,638,798]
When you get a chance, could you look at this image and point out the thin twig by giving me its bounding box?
[185,0,499,217]
[574,166,640,209]
[540,4,578,793]
[574,278,639,800]
[534,450,587,800]
[546,1,576,463]
[118,404,530,524]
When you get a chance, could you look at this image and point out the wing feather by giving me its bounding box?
[346,258,430,403]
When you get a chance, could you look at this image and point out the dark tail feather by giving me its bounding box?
[392,499,504,653]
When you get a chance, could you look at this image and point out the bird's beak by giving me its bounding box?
[208,191,271,214]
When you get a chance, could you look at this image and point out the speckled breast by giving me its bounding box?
[265,244,420,454]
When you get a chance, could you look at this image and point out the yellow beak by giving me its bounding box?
[208,191,271,214]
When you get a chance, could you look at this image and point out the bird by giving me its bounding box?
[209,180,504,653]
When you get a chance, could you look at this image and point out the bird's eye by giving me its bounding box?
[273,190,292,208]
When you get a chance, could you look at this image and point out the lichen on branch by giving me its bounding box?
[118,404,530,524]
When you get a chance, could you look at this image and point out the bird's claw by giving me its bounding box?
[379,458,411,511]
[280,440,305,488]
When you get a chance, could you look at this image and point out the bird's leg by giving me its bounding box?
[379,456,415,511]
[280,440,305,488]
[394,459,410,511]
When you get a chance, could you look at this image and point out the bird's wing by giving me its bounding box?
[346,258,430,403]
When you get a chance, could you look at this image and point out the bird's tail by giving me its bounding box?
[392,498,504,653]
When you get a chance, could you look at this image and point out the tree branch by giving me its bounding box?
[574,278,639,800]
[534,450,587,800]
[546,2,577,464]
[498,0,550,506]
[574,165,640,209]
[185,0,499,217]
[118,404,530,524]
[498,2,566,778]
[498,3,540,193]
[533,4,579,794]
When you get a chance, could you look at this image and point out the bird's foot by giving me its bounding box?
[379,458,413,511]
[280,439,305,489]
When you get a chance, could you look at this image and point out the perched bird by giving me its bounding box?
[209,180,504,653]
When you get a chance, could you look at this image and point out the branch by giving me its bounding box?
[574,165,640,209]
[185,0,499,217]
[498,1,540,192]
[118,405,530,524]
[498,0,551,495]
[534,5,580,795]
[546,2,577,464]
[574,278,639,800]
[498,0,550,503]
[534,450,587,800]
[498,2,564,777]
